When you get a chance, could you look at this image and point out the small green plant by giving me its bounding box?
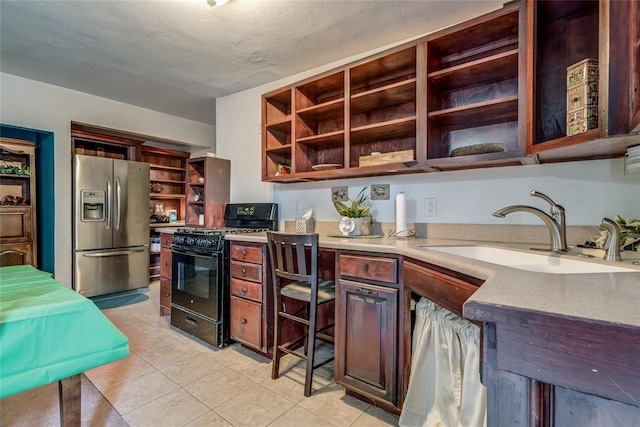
[333,187,372,218]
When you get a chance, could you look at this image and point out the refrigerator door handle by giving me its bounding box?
[83,248,147,258]
[106,177,112,230]
[115,178,122,231]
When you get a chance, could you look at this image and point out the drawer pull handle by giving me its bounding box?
[241,318,248,324]
[241,287,248,294]
[241,268,246,275]
[361,263,369,272]
[164,293,170,297]
[355,287,378,296]
[186,316,197,325]
[241,250,247,257]
[165,262,169,266]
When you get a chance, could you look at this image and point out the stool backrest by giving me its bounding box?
[266,232,318,285]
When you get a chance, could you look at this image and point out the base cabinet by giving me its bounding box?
[335,251,400,409]
[336,280,398,405]
[159,233,173,316]
[229,242,269,353]
[464,304,640,426]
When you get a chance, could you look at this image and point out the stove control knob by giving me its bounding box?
[186,237,195,246]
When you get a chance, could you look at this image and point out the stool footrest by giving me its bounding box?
[277,345,308,360]
[279,311,310,326]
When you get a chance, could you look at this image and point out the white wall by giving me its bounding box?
[0,72,217,287]
[216,28,640,230]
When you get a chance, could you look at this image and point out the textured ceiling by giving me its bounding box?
[0,0,502,125]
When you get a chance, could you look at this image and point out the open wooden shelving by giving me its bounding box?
[262,0,636,181]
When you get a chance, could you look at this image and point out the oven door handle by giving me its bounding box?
[171,248,218,259]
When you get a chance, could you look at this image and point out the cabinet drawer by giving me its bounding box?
[403,260,481,316]
[230,278,263,303]
[161,233,174,248]
[230,243,263,264]
[230,295,263,349]
[339,254,398,284]
[230,260,262,283]
[0,207,32,241]
[160,248,172,278]
[160,276,172,309]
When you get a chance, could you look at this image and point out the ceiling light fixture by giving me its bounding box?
[207,0,229,6]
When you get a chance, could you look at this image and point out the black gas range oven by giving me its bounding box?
[170,203,277,348]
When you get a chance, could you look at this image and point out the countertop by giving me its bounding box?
[225,233,640,330]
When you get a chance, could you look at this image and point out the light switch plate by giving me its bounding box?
[332,187,348,202]
[370,184,390,200]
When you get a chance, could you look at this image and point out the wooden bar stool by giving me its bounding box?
[266,231,335,397]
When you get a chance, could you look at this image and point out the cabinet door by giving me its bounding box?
[0,242,33,267]
[336,279,398,405]
[160,276,172,316]
[160,247,172,278]
[230,295,263,350]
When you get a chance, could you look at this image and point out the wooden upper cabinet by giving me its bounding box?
[261,0,638,182]
[527,0,640,162]
[185,156,230,227]
[423,3,527,170]
[263,89,293,181]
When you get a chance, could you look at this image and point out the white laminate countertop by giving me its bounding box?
[224,233,640,330]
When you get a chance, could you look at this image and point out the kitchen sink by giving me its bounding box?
[422,245,636,274]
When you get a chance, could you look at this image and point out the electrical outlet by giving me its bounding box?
[425,198,437,217]
[293,200,302,215]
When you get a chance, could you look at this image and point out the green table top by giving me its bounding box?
[0,265,129,398]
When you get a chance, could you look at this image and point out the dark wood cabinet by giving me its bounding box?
[336,280,398,405]
[229,242,269,352]
[424,4,526,170]
[527,0,640,162]
[262,0,638,182]
[159,233,173,317]
[185,156,230,227]
[0,138,36,267]
[464,302,640,427]
[335,251,401,410]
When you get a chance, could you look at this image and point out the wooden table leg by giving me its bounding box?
[58,374,81,426]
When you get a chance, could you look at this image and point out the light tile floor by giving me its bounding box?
[86,282,400,427]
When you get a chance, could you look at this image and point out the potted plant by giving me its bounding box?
[333,187,372,236]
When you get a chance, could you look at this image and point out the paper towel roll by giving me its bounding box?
[396,192,408,237]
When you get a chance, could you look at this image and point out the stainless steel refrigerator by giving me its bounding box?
[73,154,150,297]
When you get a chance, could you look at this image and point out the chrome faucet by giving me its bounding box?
[599,217,622,262]
[492,191,568,252]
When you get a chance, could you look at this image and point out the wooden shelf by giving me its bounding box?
[351,116,416,142]
[297,99,345,121]
[149,194,186,200]
[265,119,291,134]
[427,11,519,69]
[265,145,291,155]
[0,174,31,179]
[296,130,345,146]
[151,178,185,185]
[149,164,186,172]
[296,71,345,110]
[428,50,518,90]
[428,96,518,126]
[350,46,417,93]
[351,79,416,115]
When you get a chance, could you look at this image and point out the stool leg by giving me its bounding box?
[304,299,318,397]
[272,295,282,380]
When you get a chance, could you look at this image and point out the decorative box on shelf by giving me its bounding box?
[358,150,414,167]
[566,58,599,136]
